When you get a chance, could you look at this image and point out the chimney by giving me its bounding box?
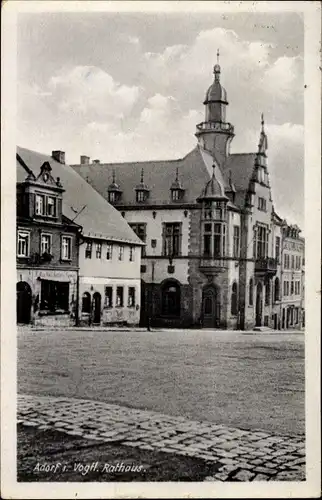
[92,159,100,164]
[80,155,90,165]
[52,150,65,164]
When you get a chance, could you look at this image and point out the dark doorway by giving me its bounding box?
[139,280,147,327]
[202,286,220,328]
[255,282,263,327]
[92,292,101,324]
[17,281,32,324]
[273,313,278,330]
[282,308,285,329]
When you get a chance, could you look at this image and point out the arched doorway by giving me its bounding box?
[92,292,101,324]
[17,281,32,324]
[255,282,263,327]
[202,286,220,328]
[161,280,181,317]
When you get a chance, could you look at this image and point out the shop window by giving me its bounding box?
[17,230,30,257]
[249,278,254,306]
[128,287,136,307]
[231,282,238,315]
[82,292,91,313]
[85,241,92,259]
[161,281,181,317]
[116,286,124,307]
[104,287,113,308]
[40,280,69,313]
[61,236,72,261]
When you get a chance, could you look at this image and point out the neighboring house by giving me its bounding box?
[17,147,144,327]
[16,157,80,327]
[71,59,304,330]
[280,222,305,330]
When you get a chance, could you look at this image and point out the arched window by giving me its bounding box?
[249,278,254,306]
[274,277,280,302]
[161,281,181,317]
[231,282,238,315]
[82,292,91,313]
[265,280,271,306]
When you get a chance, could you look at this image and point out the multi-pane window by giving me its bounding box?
[171,190,180,201]
[35,194,44,215]
[291,280,294,295]
[104,286,113,307]
[35,194,57,217]
[275,237,281,263]
[163,223,182,257]
[118,245,124,261]
[128,287,136,307]
[47,196,56,217]
[129,246,134,262]
[85,241,92,259]
[283,280,289,296]
[233,226,240,258]
[129,223,146,257]
[116,286,124,307]
[41,234,51,254]
[203,201,226,220]
[17,230,30,257]
[40,280,69,312]
[106,244,113,260]
[61,236,72,260]
[136,190,146,203]
[258,197,267,211]
[96,242,102,259]
[108,192,116,204]
[254,225,268,259]
[291,255,295,269]
[202,222,226,258]
[274,277,280,302]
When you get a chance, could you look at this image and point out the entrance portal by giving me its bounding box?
[255,282,263,327]
[202,286,220,328]
[17,281,32,324]
[92,292,101,324]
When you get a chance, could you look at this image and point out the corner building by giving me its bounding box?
[72,60,304,330]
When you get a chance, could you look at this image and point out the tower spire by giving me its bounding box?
[217,48,220,65]
[261,112,265,133]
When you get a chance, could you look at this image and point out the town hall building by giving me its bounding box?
[71,56,305,330]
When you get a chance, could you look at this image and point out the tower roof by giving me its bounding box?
[198,163,228,201]
[204,49,228,105]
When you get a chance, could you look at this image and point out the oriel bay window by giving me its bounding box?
[203,200,227,221]
[202,222,226,258]
[163,222,182,257]
[253,224,268,259]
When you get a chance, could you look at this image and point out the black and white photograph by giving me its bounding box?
[1,1,321,498]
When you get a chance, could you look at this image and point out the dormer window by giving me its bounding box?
[108,170,122,204]
[170,168,185,202]
[47,196,57,217]
[135,169,150,204]
[35,194,57,217]
[36,194,44,215]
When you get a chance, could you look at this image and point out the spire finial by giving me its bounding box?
[175,167,179,182]
[261,112,265,132]
[217,48,220,65]
[112,169,116,184]
[140,168,144,183]
[212,163,216,178]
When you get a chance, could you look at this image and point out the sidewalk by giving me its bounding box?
[18,394,305,482]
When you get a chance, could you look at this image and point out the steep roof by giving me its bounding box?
[16,147,143,245]
[222,153,257,192]
[71,145,232,206]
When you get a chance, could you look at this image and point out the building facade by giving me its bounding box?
[71,59,304,330]
[16,157,80,327]
[17,147,144,327]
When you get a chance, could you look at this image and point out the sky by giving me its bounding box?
[17,10,304,228]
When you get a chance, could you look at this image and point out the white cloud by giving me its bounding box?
[48,65,140,119]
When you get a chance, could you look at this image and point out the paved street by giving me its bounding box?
[18,394,305,481]
[18,329,304,435]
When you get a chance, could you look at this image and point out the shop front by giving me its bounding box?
[16,269,78,327]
